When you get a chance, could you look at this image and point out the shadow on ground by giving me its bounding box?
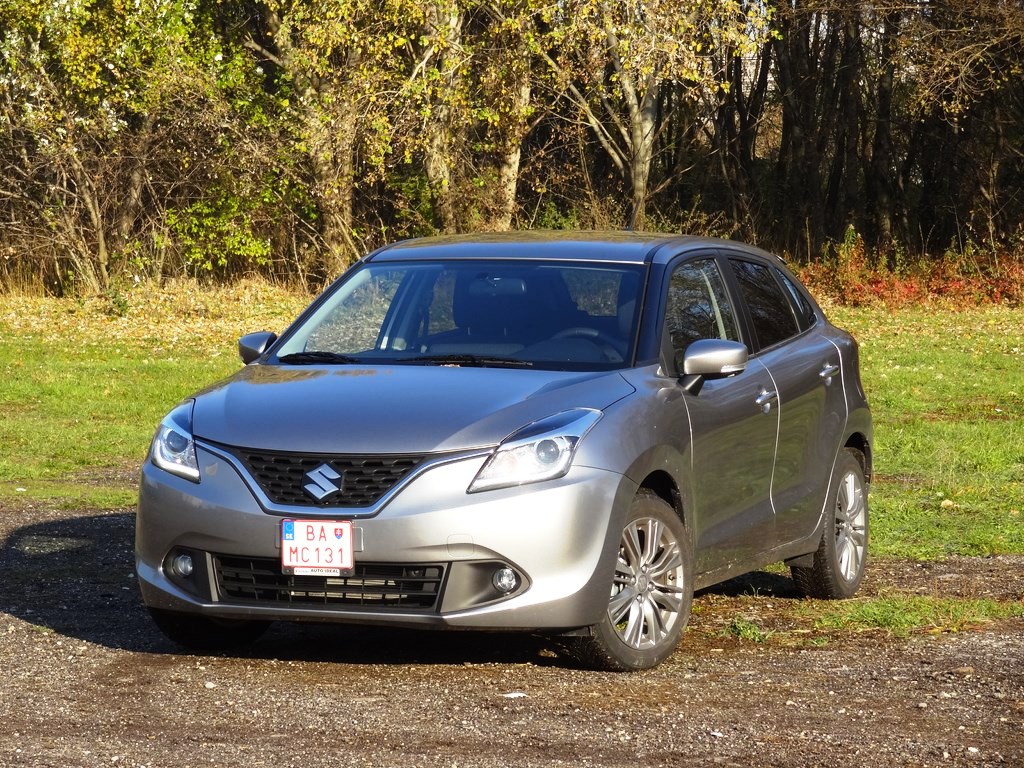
[696,568,803,600]
[0,512,555,665]
[0,511,810,667]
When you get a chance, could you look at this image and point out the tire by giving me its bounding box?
[148,608,271,651]
[572,490,693,672]
[791,448,869,599]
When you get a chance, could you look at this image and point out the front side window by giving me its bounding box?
[275,260,645,371]
[663,259,741,360]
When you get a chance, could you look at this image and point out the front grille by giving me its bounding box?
[214,555,445,611]
[222,447,426,507]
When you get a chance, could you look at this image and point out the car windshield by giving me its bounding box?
[274,260,644,371]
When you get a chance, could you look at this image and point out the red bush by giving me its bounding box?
[797,245,1024,308]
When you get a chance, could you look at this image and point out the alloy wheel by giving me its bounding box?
[834,469,868,582]
[608,517,687,650]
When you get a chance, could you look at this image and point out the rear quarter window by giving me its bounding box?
[775,269,817,332]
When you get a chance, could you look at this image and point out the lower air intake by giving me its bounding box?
[214,555,445,611]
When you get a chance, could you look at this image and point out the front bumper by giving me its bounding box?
[135,445,636,631]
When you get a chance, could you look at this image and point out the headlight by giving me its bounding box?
[150,401,200,482]
[468,409,602,493]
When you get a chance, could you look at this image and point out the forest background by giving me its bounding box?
[2,0,1022,304]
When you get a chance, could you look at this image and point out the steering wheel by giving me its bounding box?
[552,327,624,362]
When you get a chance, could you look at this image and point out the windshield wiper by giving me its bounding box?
[396,354,533,368]
[277,351,362,365]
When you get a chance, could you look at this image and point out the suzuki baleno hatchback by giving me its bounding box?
[136,232,872,671]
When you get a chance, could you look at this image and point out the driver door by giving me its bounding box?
[663,257,779,575]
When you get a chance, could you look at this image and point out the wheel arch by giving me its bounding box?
[844,432,872,484]
[637,470,685,526]
[619,440,690,530]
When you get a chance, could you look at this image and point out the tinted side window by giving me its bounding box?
[730,259,799,349]
[664,259,741,359]
[775,269,817,332]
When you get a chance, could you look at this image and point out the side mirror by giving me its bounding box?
[678,339,748,394]
[238,331,277,364]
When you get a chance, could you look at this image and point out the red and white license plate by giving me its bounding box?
[281,519,354,576]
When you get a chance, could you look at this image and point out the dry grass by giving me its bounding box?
[1,279,312,355]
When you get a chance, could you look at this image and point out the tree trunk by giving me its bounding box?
[773,2,835,258]
[423,114,457,232]
[866,12,898,253]
[69,155,109,292]
[487,66,531,232]
[608,15,659,232]
[304,98,359,275]
[491,141,523,232]
[420,1,462,233]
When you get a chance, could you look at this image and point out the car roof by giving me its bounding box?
[365,231,779,266]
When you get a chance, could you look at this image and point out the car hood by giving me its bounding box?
[191,364,635,454]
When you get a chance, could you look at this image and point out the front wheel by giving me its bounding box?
[791,448,869,599]
[572,491,693,671]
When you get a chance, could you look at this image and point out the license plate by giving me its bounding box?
[281,519,354,576]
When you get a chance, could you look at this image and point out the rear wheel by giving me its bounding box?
[791,448,869,599]
[572,491,693,671]
[148,608,270,651]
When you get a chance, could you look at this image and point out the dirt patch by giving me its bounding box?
[0,506,1021,767]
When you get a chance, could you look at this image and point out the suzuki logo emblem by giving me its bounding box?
[303,464,344,501]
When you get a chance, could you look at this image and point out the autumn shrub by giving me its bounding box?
[798,229,1024,308]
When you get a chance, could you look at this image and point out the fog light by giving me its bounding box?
[171,553,194,577]
[492,567,518,593]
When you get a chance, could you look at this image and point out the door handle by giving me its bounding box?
[819,362,840,386]
[755,388,778,414]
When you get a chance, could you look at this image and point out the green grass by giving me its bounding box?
[722,616,772,643]
[1,481,137,510]
[0,336,239,507]
[803,593,1024,637]
[830,305,1024,559]
[0,281,306,507]
[706,594,1024,647]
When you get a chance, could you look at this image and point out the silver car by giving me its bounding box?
[136,232,872,671]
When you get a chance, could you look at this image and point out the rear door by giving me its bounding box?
[726,256,849,546]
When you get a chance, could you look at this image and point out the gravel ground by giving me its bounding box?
[1,503,1022,768]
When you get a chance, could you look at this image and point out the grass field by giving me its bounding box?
[830,305,1024,559]
[1,284,1022,562]
[0,282,308,507]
